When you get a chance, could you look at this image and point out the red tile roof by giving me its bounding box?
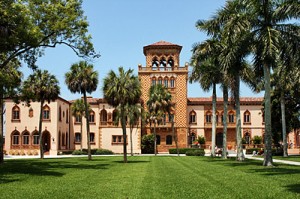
[188,97,263,105]
[143,41,182,55]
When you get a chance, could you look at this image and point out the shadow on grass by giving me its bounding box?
[112,160,150,164]
[0,158,110,184]
[285,184,300,193]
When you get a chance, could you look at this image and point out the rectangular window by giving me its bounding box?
[244,114,250,123]
[75,115,81,123]
[190,115,196,123]
[158,79,162,85]
[90,133,95,143]
[89,114,95,123]
[170,79,175,88]
[112,135,127,144]
[13,111,20,120]
[152,79,156,86]
[75,133,81,143]
[166,135,172,145]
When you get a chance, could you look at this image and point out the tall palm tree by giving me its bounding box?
[125,104,142,156]
[190,39,223,157]
[0,58,22,164]
[65,61,98,160]
[22,69,60,159]
[146,84,174,156]
[103,67,141,163]
[206,0,300,166]
[71,99,86,151]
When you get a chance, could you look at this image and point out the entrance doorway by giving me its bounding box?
[216,132,223,148]
[42,131,51,152]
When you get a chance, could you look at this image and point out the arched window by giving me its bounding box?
[159,57,167,70]
[59,106,62,121]
[189,110,196,124]
[112,109,118,124]
[262,111,265,123]
[158,77,163,85]
[100,109,107,125]
[151,57,159,71]
[244,131,251,144]
[75,114,81,123]
[205,111,212,123]
[170,77,175,88]
[167,58,174,71]
[22,130,30,145]
[156,135,161,145]
[216,112,220,124]
[151,77,156,86]
[89,110,95,123]
[244,110,251,124]
[32,130,39,145]
[228,111,235,123]
[43,105,50,120]
[29,107,33,118]
[12,105,20,120]
[168,113,174,123]
[11,130,20,145]
[166,135,172,145]
[164,77,169,88]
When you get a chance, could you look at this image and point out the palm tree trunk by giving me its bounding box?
[0,93,4,164]
[120,107,127,163]
[83,92,92,160]
[39,101,44,159]
[280,90,288,157]
[80,120,83,151]
[154,120,157,156]
[235,75,244,161]
[263,65,273,166]
[130,125,133,156]
[211,83,217,157]
[222,85,228,159]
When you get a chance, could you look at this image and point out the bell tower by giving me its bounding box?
[138,41,188,152]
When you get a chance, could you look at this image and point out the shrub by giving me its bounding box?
[186,149,205,156]
[197,135,206,145]
[141,134,154,154]
[82,148,98,155]
[169,148,205,155]
[3,150,7,155]
[72,150,87,155]
[94,149,114,155]
[59,150,74,155]
[252,136,262,144]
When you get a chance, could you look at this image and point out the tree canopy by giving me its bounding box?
[0,0,99,69]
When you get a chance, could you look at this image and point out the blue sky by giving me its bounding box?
[24,0,263,100]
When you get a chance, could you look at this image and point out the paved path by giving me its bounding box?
[4,154,300,166]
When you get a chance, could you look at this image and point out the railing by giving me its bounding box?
[138,65,188,72]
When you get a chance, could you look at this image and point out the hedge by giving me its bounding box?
[246,148,283,156]
[186,149,205,156]
[169,148,205,155]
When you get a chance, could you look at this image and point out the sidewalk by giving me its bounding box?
[245,155,300,166]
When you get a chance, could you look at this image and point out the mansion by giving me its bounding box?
[4,41,299,155]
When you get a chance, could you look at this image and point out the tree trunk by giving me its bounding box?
[235,75,244,161]
[130,125,133,156]
[154,120,157,156]
[0,95,4,164]
[280,90,288,157]
[39,101,44,159]
[80,119,83,151]
[83,92,92,160]
[120,107,127,163]
[211,83,217,157]
[263,65,273,166]
[222,85,228,159]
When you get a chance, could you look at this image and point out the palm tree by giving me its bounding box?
[65,61,98,160]
[103,67,141,163]
[147,84,175,156]
[189,39,223,157]
[0,58,22,164]
[125,104,142,156]
[22,69,60,159]
[71,99,86,151]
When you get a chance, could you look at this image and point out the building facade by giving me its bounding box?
[4,41,299,155]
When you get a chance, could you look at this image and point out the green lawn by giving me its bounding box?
[273,155,300,162]
[1,156,300,199]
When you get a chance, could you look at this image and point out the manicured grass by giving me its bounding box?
[273,155,300,162]
[1,156,300,198]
